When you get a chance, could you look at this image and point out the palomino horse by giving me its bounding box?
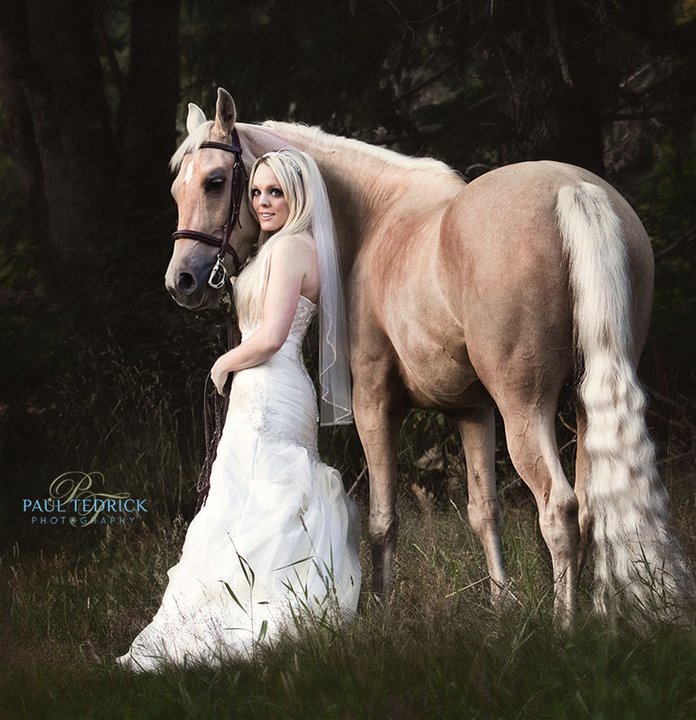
[166,88,690,625]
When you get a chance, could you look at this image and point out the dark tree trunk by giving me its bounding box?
[0,2,46,251]
[0,0,117,277]
[120,0,182,220]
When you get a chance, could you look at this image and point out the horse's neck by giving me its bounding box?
[238,122,383,200]
[237,123,460,262]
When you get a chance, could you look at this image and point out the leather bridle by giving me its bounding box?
[171,128,249,289]
[171,130,250,512]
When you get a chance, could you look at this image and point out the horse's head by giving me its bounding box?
[165,88,258,309]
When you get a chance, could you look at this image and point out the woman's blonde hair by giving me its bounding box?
[234,148,353,425]
[234,149,312,325]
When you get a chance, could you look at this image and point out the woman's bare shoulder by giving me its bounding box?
[269,232,316,263]
[273,231,314,251]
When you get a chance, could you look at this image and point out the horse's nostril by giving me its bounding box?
[177,272,197,295]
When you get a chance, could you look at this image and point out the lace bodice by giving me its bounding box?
[230,292,320,457]
[239,294,316,345]
[287,295,317,342]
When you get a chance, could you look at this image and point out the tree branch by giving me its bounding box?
[654,228,695,262]
[396,62,457,101]
[545,0,573,86]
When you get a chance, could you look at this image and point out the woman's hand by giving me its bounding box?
[211,353,233,395]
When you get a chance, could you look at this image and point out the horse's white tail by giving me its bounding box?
[556,181,691,621]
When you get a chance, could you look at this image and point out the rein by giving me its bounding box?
[172,129,249,512]
[195,295,241,513]
[171,129,248,289]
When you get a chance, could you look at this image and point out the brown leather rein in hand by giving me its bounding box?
[171,129,249,513]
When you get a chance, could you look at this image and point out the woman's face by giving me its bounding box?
[251,163,290,234]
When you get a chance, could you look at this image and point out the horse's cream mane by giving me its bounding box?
[169,120,215,172]
[169,117,458,182]
[262,121,456,178]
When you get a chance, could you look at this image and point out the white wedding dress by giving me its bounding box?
[117,292,361,671]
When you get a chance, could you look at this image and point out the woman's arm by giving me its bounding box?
[210,235,316,394]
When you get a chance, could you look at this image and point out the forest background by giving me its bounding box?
[2,0,696,548]
[2,0,695,531]
[1,2,696,715]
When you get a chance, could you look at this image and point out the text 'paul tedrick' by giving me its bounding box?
[22,471,148,527]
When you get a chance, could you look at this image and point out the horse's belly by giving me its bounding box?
[406,378,493,411]
[394,342,489,410]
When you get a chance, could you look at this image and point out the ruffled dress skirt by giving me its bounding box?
[117,298,361,671]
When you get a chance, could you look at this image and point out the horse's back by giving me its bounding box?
[443,160,653,312]
[448,160,652,347]
[434,161,652,402]
[350,158,654,412]
[430,162,572,403]
[455,160,651,259]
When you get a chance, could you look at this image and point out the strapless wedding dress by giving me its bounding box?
[117,295,361,671]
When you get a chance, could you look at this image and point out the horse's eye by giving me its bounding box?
[205,177,225,193]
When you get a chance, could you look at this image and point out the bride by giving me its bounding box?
[117,148,361,671]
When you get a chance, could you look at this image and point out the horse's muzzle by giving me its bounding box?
[165,269,222,310]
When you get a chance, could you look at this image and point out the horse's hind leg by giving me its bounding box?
[573,404,592,577]
[499,402,580,627]
[455,408,509,608]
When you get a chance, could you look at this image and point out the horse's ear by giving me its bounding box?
[214,88,237,136]
[186,103,207,134]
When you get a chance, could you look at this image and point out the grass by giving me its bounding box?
[2,353,696,719]
[3,489,696,720]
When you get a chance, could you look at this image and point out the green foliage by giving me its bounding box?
[640,127,696,350]
[624,125,696,452]
[0,319,212,544]
[0,154,33,274]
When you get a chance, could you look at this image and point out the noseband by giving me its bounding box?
[171,129,249,289]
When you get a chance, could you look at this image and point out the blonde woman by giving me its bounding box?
[118,149,360,671]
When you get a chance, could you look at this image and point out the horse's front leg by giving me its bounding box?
[352,362,406,601]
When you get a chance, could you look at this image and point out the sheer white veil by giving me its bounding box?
[247,149,353,426]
